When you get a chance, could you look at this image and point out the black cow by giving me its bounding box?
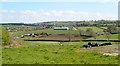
[104,43,112,45]
[99,44,105,46]
[88,42,99,47]
[82,42,112,48]
[97,42,112,46]
[83,45,91,48]
[94,43,100,47]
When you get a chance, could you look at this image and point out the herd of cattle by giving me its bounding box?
[83,42,112,48]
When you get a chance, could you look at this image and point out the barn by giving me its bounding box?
[54,27,69,30]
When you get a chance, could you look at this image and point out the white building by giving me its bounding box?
[54,27,69,30]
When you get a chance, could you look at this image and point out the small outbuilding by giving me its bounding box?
[54,27,69,30]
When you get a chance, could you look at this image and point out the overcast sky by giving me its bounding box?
[0,0,119,23]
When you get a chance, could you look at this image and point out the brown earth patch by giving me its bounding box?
[79,44,119,56]
[35,34,84,41]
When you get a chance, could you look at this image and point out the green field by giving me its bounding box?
[87,34,119,40]
[1,25,119,64]
[12,26,103,37]
[41,28,79,34]
[78,27,103,32]
[12,28,79,37]
[2,42,119,64]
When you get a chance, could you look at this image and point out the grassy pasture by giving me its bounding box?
[2,25,119,64]
[100,27,107,29]
[78,27,103,32]
[41,28,79,34]
[2,42,119,64]
[12,28,79,37]
[13,26,104,37]
[87,34,119,40]
[53,22,72,26]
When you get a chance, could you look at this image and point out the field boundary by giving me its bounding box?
[2,64,119,66]
[24,39,120,42]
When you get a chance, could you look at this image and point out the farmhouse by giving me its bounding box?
[54,26,69,30]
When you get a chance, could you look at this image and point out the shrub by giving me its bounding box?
[2,29,11,46]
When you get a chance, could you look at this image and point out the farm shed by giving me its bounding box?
[54,27,69,30]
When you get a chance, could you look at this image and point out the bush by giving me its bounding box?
[107,25,118,33]
[2,29,11,46]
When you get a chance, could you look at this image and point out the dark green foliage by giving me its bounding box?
[79,29,85,36]
[2,29,11,46]
[106,25,118,33]
[86,28,97,37]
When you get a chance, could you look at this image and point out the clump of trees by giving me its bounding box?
[86,28,97,38]
[106,25,118,34]
[2,29,11,46]
[79,28,97,39]
[79,29,85,36]
[103,24,118,41]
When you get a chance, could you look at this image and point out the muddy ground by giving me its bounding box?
[79,44,119,56]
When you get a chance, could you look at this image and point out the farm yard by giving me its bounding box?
[1,21,120,64]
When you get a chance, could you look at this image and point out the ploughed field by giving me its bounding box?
[24,34,86,41]
[41,34,81,41]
